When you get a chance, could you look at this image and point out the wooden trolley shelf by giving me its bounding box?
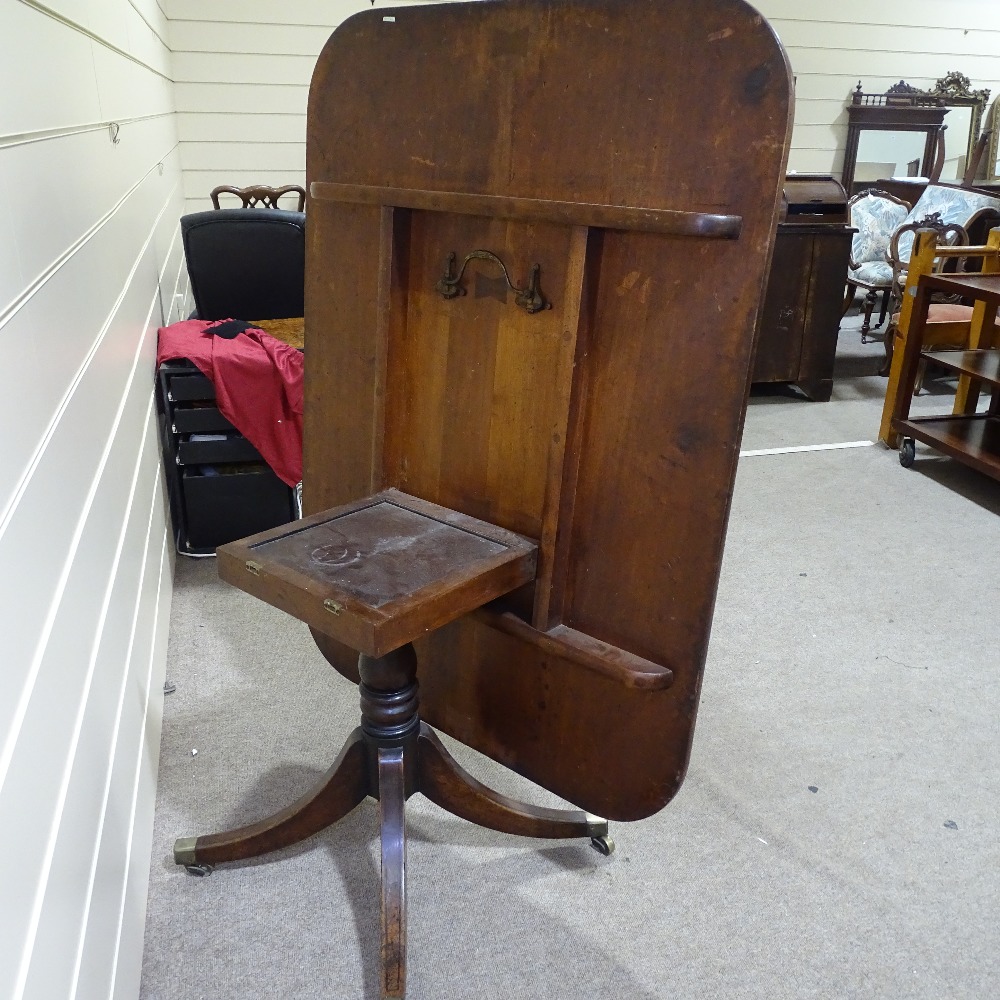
[894,412,1000,477]
[891,266,1000,480]
[916,348,1000,383]
[893,347,1000,479]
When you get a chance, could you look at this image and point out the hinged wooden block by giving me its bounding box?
[217,488,538,657]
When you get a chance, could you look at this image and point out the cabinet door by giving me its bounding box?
[753,230,810,383]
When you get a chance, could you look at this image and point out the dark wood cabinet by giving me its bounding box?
[753,176,854,401]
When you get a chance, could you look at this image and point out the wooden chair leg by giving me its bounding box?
[879,321,896,377]
[173,727,370,868]
[416,724,609,843]
[842,281,857,318]
[860,289,877,342]
[378,746,407,999]
[876,287,891,329]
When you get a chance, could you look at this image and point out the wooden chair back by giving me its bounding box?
[210,184,306,211]
[962,128,993,187]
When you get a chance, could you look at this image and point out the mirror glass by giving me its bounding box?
[855,130,929,182]
[939,106,973,181]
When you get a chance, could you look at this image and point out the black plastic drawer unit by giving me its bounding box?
[165,372,215,401]
[156,359,296,555]
[175,433,263,466]
[181,465,294,552]
[171,405,236,435]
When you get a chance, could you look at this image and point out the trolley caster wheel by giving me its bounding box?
[899,438,916,468]
[590,835,615,856]
[184,863,214,877]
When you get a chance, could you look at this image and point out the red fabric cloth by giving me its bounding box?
[157,319,303,487]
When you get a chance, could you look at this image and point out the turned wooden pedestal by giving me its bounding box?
[173,490,611,997]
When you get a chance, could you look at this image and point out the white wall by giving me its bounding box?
[0,1,188,998]
[166,0,1000,208]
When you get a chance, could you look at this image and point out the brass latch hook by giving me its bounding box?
[435,250,551,314]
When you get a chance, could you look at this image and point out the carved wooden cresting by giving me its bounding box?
[174,2,793,996]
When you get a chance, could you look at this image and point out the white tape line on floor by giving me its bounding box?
[739,440,876,458]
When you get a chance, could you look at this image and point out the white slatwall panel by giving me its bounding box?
[166,0,450,212]
[0,1,185,998]
[165,0,1000,208]
[756,1,1000,173]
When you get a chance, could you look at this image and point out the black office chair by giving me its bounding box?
[180,209,306,321]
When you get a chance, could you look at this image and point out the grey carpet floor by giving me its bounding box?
[138,317,1000,999]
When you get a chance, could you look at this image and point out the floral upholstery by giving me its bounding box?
[849,193,908,270]
[847,260,893,286]
[894,185,1000,263]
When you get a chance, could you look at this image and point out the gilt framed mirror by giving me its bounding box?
[929,71,990,183]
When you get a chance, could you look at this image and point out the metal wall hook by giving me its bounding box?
[435,249,551,313]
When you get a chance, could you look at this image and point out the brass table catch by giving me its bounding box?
[435,250,550,313]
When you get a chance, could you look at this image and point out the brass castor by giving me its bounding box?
[590,835,615,856]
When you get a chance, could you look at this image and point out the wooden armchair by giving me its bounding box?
[880,214,969,379]
[878,225,1000,447]
[210,183,306,211]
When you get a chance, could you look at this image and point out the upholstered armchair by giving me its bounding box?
[845,189,910,340]
[886,183,1000,278]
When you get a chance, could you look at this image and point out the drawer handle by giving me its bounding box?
[323,599,344,616]
[246,560,262,575]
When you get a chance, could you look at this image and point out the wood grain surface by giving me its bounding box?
[304,0,793,821]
